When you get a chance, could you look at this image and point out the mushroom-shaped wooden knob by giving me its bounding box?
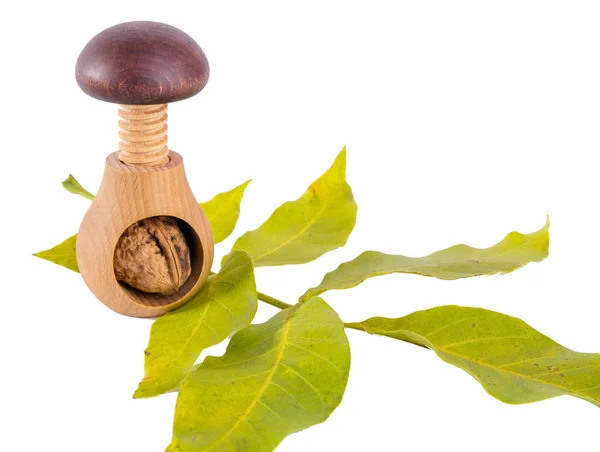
[75,21,214,318]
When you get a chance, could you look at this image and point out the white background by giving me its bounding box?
[2,1,599,451]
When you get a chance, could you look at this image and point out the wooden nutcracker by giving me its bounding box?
[75,21,214,317]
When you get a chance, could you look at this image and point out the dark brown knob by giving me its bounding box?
[75,21,209,105]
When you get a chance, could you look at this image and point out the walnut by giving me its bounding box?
[114,216,192,295]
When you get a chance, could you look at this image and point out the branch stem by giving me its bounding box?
[256,291,363,331]
[257,291,294,310]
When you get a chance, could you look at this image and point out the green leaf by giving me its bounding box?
[168,297,351,452]
[62,174,95,200]
[301,218,550,301]
[200,180,251,244]
[347,305,600,408]
[134,250,257,399]
[33,234,79,273]
[230,148,357,267]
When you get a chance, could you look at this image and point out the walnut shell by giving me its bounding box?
[114,216,192,295]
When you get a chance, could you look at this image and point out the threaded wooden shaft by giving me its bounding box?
[118,104,169,166]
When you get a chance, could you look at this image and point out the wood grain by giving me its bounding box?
[118,104,169,166]
[75,21,209,105]
[76,152,214,317]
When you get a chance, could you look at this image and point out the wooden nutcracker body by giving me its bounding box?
[77,152,213,317]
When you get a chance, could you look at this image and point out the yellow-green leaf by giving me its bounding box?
[62,174,95,200]
[347,305,600,408]
[33,234,79,273]
[134,250,257,399]
[200,180,251,244]
[168,297,350,452]
[230,148,357,267]
[301,218,549,301]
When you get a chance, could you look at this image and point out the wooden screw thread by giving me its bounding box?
[118,104,169,166]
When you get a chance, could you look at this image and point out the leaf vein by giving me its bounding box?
[439,336,532,351]
[437,348,600,404]
[288,343,343,373]
[205,309,293,450]
[253,202,329,263]
[280,362,326,411]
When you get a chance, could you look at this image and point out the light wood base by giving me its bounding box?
[76,152,214,317]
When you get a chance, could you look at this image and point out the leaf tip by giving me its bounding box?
[322,146,349,186]
[236,179,253,197]
[33,250,50,260]
[337,146,347,165]
[233,179,252,194]
[132,389,143,399]
[132,379,154,399]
